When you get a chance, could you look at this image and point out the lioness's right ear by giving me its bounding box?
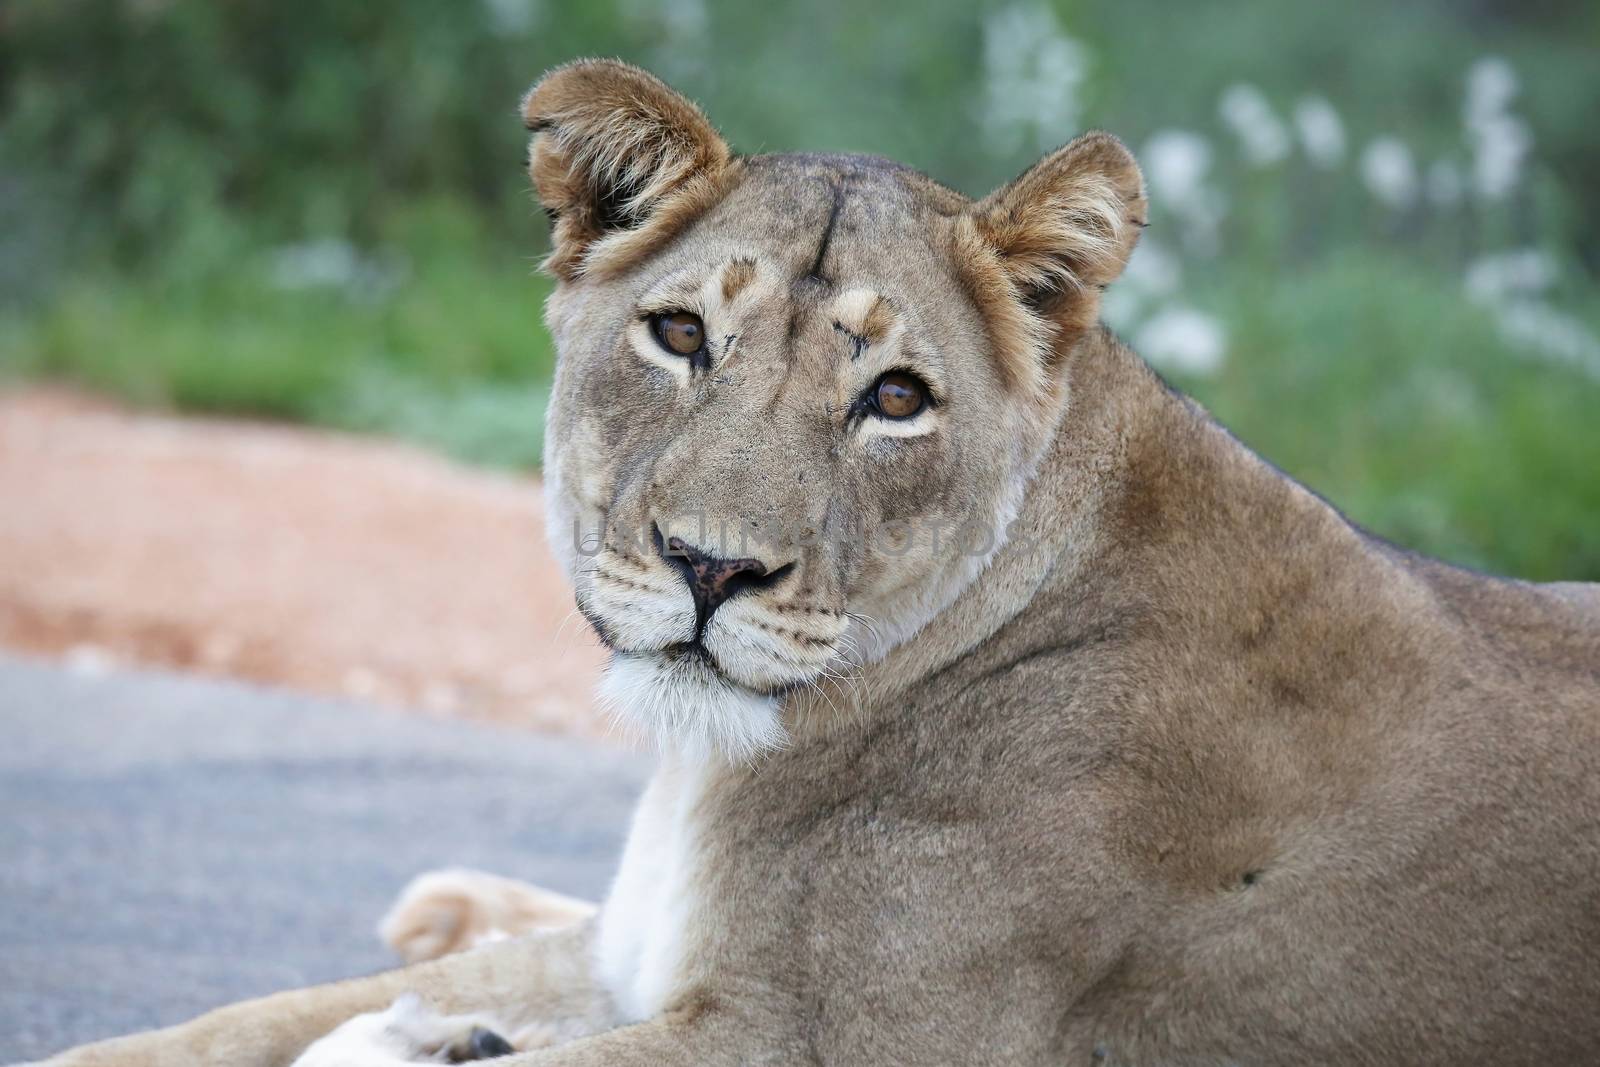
[523,60,733,280]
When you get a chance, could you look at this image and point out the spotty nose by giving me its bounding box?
[654,525,791,632]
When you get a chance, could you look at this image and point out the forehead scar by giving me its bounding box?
[800,177,848,287]
[832,320,869,360]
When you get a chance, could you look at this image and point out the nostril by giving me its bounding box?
[746,559,795,592]
[716,557,775,601]
[654,525,696,586]
[665,533,714,566]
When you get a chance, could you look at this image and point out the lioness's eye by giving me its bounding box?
[871,372,927,420]
[652,311,705,356]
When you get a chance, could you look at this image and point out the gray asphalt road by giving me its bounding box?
[0,658,646,1063]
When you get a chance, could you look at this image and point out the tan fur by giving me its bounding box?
[378,869,596,965]
[832,287,897,347]
[955,131,1147,394]
[38,60,1600,1067]
[718,256,757,302]
[523,59,736,280]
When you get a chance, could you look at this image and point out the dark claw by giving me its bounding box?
[465,1026,515,1060]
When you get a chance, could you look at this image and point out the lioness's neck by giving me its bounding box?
[819,327,1319,721]
[876,330,1160,674]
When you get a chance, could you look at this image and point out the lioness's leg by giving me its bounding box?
[495,1011,766,1067]
[38,922,610,1067]
[303,1004,760,1067]
[379,868,597,963]
[289,994,562,1066]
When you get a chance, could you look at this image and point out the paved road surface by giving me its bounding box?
[0,658,645,1063]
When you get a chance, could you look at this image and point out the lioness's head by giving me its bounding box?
[527,60,1145,760]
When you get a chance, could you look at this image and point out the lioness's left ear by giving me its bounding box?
[523,59,733,279]
[965,131,1146,338]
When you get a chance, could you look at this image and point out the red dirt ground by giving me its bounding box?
[0,387,608,738]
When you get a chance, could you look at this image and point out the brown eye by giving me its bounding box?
[872,372,927,420]
[654,311,705,356]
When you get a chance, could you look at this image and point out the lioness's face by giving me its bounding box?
[525,62,1143,758]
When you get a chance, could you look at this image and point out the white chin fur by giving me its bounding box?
[598,652,787,763]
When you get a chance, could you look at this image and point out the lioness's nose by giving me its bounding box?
[655,526,789,630]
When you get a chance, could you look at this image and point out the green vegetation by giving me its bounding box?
[1196,254,1600,579]
[6,200,557,467]
[1,0,1597,578]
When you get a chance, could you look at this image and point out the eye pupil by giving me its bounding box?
[657,311,705,356]
[874,372,926,419]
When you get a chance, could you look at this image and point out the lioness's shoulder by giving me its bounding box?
[1409,553,1600,677]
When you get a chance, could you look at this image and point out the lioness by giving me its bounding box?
[34,60,1600,1067]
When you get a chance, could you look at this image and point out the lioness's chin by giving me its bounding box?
[598,650,787,763]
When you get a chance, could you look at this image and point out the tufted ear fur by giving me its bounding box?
[957,132,1146,386]
[522,59,735,280]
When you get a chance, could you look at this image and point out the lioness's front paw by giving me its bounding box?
[291,995,516,1065]
[379,868,596,964]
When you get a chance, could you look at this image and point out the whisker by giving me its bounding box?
[801,676,844,723]
[554,606,589,643]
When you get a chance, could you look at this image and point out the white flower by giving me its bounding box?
[980,4,1091,153]
[271,240,360,289]
[1102,240,1181,330]
[269,240,405,300]
[1495,301,1600,382]
[1292,96,1345,168]
[1142,130,1226,255]
[1099,288,1141,332]
[1142,131,1227,256]
[1134,307,1227,376]
[1470,114,1531,202]
[1463,249,1558,305]
[1462,56,1530,202]
[1218,84,1290,166]
[481,0,539,34]
[1461,243,1597,382]
[1460,246,1598,381]
[1143,130,1211,204]
[1464,56,1519,130]
[1121,239,1182,298]
[1426,158,1465,208]
[1360,137,1418,210]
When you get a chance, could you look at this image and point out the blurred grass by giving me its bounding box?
[0,0,1597,580]
[1,201,556,468]
[1185,253,1600,580]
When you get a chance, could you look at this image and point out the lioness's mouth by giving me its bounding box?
[631,641,801,700]
[658,641,767,693]
[664,639,713,663]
